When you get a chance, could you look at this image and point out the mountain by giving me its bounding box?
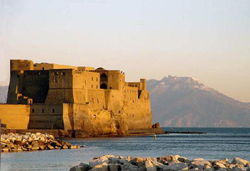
[148,76,250,127]
[0,86,8,103]
[1,77,250,127]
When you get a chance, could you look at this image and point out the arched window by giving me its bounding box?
[100,83,107,89]
[100,74,108,81]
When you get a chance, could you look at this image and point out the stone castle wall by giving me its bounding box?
[0,104,30,129]
[1,59,153,136]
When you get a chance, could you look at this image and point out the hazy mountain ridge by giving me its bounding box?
[148,76,250,127]
[1,77,250,127]
[0,86,8,103]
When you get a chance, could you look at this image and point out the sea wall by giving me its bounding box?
[70,154,250,171]
[1,132,81,152]
[28,104,64,129]
[0,104,30,129]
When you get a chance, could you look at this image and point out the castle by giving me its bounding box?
[0,60,154,137]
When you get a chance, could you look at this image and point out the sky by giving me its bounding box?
[0,0,250,102]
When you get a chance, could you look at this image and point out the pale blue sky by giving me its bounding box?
[0,0,250,102]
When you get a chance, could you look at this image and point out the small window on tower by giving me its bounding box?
[52,109,55,113]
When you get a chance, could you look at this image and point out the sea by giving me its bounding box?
[1,127,250,171]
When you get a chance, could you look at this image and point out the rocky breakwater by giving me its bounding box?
[1,132,82,152]
[70,154,250,171]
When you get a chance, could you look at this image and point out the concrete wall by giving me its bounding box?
[0,104,30,129]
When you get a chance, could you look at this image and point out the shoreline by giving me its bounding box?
[1,128,165,138]
[1,132,84,153]
[70,154,250,171]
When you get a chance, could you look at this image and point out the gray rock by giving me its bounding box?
[70,164,89,171]
[108,164,121,171]
[89,162,108,171]
[191,159,211,170]
[89,159,108,168]
[162,162,188,171]
[121,162,139,171]
[109,157,120,164]
[145,160,157,171]
[213,161,227,170]
[231,157,250,167]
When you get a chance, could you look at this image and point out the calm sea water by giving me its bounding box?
[1,127,250,171]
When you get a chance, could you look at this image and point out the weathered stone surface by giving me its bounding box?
[163,162,188,171]
[89,159,107,168]
[145,160,157,171]
[108,164,121,171]
[3,59,153,137]
[70,163,89,171]
[231,157,250,166]
[1,132,83,153]
[70,154,250,171]
[89,162,108,171]
[191,158,211,170]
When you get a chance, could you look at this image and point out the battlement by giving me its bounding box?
[10,59,86,71]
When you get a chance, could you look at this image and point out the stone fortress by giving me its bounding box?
[0,60,161,137]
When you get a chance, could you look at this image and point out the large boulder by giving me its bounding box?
[89,159,108,168]
[108,164,121,171]
[231,157,250,167]
[162,162,188,171]
[121,162,139,171]
[145,160,157,171]
[190,158,212,170]
[89,162,108,171]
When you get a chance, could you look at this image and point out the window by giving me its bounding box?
[91,85,93,88]
[96,85,98,89]
[42,109,44,113]
[100,74,108,81]
[52,109,55,113]
[100,83,107,89]
[92,77,93,81]
[32,109,35,113]
[96,77,98,81]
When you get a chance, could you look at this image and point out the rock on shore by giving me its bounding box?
[70,154,250,171]
[1,132,82,152]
